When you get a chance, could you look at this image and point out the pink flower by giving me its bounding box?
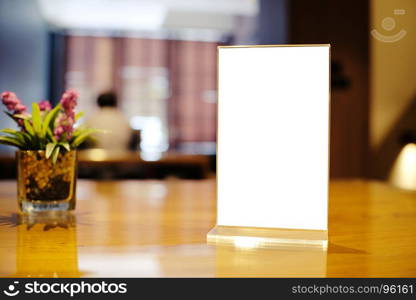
[54,112,75,140]
[38,100,52,111]
[1,91,21,111]
[60,89,79,112]
[54,89,79,140]
[54,126,64,140]
[14,103,27,114]
[1,91,27,115]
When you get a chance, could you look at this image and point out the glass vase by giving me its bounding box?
[17,150,77,214]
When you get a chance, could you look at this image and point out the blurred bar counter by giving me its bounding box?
[0,150,214,180]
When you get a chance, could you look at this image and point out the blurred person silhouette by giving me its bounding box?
[85,92,132,151]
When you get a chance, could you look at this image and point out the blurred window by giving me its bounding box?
[65,35,217,153]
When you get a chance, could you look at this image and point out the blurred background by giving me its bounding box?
[0,0,415,186]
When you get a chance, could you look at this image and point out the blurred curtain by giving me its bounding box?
[63,35,218,150]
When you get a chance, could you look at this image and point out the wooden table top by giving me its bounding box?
[0,179,415,277]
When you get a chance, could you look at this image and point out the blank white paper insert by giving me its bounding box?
[217,45,329,230]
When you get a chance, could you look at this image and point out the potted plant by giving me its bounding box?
[0,90,96,214]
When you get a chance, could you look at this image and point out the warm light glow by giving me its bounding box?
[217,45,330,230]
[37,0,259,34]
[389,143,416,190]
[38,0,167,31]
[129,116,168,156]
[233,236,262,249]
[84,148,108,161]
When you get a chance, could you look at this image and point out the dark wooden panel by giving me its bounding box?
[290,0,370,178]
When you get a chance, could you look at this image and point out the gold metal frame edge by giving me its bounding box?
[218,44,331,49]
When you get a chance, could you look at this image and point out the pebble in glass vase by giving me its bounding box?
[17,150,77,213]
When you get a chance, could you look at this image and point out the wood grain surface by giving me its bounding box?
[0,179,415,277]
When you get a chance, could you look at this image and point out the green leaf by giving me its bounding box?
[0,128,19,135]
[46,128,57,143]
[0,130,34,149]
[0,131,26,147]
[46,143,56,159]
[0,136,23,148]
[31,103,42,137]
[4,111,29,128]
[13,114,31,119]
[20,131,33,148]
[51,146,60,164]
[75,111,84,121]
[23,119,35,136]
[71,128,99,148]
[4,111,30,120]
[0,139,20,148]
[60,142,71,152]
[42,103,61,137]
